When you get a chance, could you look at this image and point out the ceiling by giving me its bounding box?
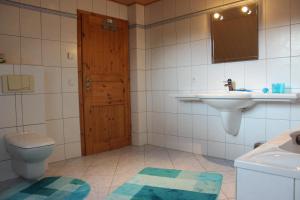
[111,0,160,5]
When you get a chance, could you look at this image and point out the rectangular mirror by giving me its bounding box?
[211,3,258,63]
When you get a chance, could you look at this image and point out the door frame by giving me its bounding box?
[77,10,131,156]
[77,10,86,155]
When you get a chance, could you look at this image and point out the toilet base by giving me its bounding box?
[12,159,45,180]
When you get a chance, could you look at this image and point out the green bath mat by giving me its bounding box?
[0,176,90,200]
[106,167,223,200]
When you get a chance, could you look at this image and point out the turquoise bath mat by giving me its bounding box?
[106,167,223,200]
[0,176,90,200]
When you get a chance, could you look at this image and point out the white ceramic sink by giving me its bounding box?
[197,92,254,111]
[176,92,300,136]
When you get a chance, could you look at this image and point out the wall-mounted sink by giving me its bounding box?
[176,92,300,136]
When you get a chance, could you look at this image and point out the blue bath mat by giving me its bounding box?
[106,167,223,200]
[0,176,90,200]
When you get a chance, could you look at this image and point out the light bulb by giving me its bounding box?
[214,13,220,19]
[241,6,249,13]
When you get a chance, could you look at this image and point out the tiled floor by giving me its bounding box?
[1,145,236,200]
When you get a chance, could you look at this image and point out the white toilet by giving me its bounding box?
[4,132,55,180]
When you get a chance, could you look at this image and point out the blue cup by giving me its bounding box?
[272,83,285,93]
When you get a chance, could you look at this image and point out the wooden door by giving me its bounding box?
[78,11,131,155]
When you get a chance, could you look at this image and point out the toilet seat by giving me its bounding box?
[5,133,54,149]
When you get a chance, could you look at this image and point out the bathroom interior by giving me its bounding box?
[0,0,300,199]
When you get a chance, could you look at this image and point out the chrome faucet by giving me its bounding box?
[224,79,234,91]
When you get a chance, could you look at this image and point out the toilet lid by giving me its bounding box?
[4,132,55,149]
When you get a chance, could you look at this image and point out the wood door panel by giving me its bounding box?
[79,11,131,155]
[87,82,125,105]
[85,105,111,154]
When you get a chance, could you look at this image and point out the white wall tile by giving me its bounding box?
[291,0,300,24]
[267,103,290,120]
[165,113,178,135]
[245,60,267,90]
[178,114,193,137]
[150,26,163,48]
[92,0,107,15]
[62,93,79,118]
[178,137,193,152]
[163,0,175,20]
[164,94,178,113]
[193,139,207,155]
[77,0,92,11]
[177,67,191,91]
[207,141,225,159]
[0,160,17,182]
[151,69,164,91]
[65,142,82,159]
[151,47,164,68]
[22,94,45,125]
[107,1,119,18]
[207,116,226,142]
[190,14,210,41]
[266,26,290,59]
[193,115,207,140]
[245,118,266,147]
[192,65,207,91]
[151,112,165,134]
[21,37,42,65]
[164,45,177,67]
[176,44,191,66]
[60,0,77,14]
[0,4,20,36]
[41,13,60,41]
[41,0,60,10]
[191,40,208,65]
[266,57,291,88]
[176,19,190,44]
[46,119,64,144]
[45,94,62,120]
[266,119,290,140]
[291,57,300,89]
[42,40,61,67]
[61,42,77,67]
[0,96,16,128]
[62,68,78,92]
[291,24,300,56]
[163,23,176,46]
[266,0,290,28]
[291,103,300,120]
[149,1,163,24]
[165,135,178,149]
[0,128,17,161]
[21,0,41,6]
[119,4,128,20]
[175,0,190,16]
[64,117,80,143]
[0,35,21,64]
[207,64,225,90]
[61,17,77,43]
[225,62,245,89]
[226,143,245,160]
[44,67,61,93]
[20,9,41,38]
[48,144,65,162]
[164,68,178,91]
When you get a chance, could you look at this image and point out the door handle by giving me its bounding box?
[85,78,92,89]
